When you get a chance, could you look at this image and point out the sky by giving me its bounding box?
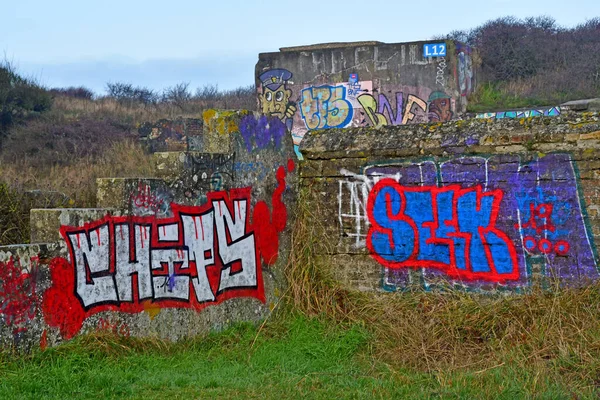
[2,0,599,95]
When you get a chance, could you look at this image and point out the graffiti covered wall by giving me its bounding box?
[299,111,600,292]
[256,40,476,157]
[45,169,293,339]
[0,109,297,349]
[476,106,561,120]
[339,154,596,291]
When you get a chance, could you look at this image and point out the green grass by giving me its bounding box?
[467,83,547,113]
[0,314,596,399]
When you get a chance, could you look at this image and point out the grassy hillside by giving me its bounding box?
[0,67,255,245]
[441,16,600,111]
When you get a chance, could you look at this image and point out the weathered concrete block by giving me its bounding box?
[257,40,477,157]
[97,178,173,216]
[202,109,253,153]
[0,106,299,352]
[30,208,122,243]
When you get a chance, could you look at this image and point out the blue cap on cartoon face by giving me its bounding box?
[259,69,292,90]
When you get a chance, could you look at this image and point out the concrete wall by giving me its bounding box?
[298,111,600,292]
[256,40,476,158]
[0,109,296,350]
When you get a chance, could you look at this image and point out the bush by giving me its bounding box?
[442,16,600,107]
[105,82,159,105]
[0,61,52,141]
[0,116,135,168]
[49,86,95,100]
[162,82,192,109]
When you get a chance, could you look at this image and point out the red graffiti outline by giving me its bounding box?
[366,178,519,282]
[43,161,294,339]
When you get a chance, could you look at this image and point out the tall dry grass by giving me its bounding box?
[284,185,600,390]
[51,86,256,126]
[51,96,191,125]
[0,139,156,208]
[0,183,30,245]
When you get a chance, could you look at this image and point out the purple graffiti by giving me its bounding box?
[364,153,598,291]
[239,114,286,152]
[377,93,403,125]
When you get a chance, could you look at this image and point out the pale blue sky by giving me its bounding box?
[2,0,598,94]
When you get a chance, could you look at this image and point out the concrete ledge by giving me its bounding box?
[96,178,171,214]
[30,208,122,243]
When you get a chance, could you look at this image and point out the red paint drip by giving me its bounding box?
[0,257,40,333]
[96,229,101,246]
[76,233,81,248]
[193,217,199,240]
[200,215,205,240]
[139,226,144,248]
[40,329,48,350]
[42,257,85,339]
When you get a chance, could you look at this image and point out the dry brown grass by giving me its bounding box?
[285,185,600,389]
[0,183,30,245]
[0,139,156,244]
[0,139,156,207]
[51,90,256,126]
[51,96,192,125]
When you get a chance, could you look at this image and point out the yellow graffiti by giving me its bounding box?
[358,93,427,126]
[202,110,242,135]
[402,95,427,124]
[357,94,387,128]
[143,302,161,320]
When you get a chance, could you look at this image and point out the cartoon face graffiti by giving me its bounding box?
[427,91,453,122]
[258,69,297,124]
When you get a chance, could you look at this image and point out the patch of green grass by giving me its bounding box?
[467,83,546,113]
[0,314,596,399]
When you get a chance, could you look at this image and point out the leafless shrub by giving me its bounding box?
[49,86,94,100]
[105,82,159,106]
[161,82,192,110]
[441,16,600,102]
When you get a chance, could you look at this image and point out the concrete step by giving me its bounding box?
[30,208,122,244]
[153,151,235,179]
[97,178,174,216]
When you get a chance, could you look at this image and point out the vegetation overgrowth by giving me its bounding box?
[1,311,596,399]
[285,193,600,389]
[441,16,600,111]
